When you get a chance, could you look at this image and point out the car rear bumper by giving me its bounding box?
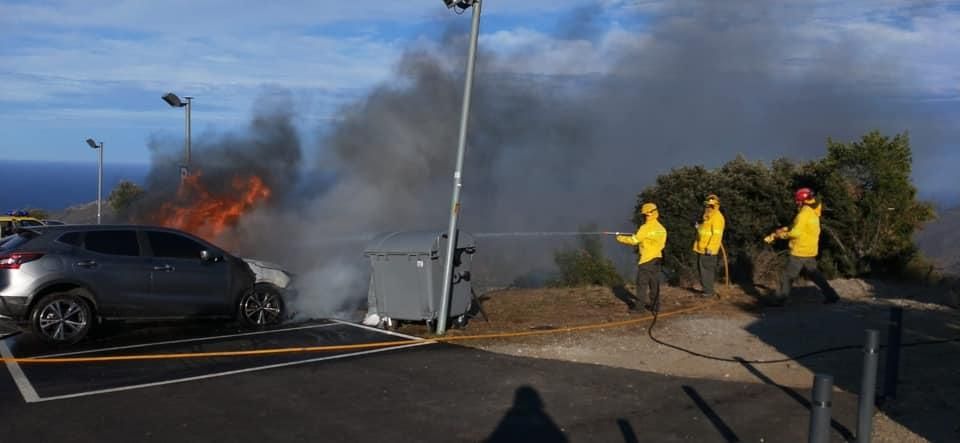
[0,295,29,319]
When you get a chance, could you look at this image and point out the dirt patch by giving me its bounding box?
[395,279,959,442]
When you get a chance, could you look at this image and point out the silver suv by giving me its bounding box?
[0,224,293,345]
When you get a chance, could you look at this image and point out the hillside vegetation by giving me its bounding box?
[554,131,939,287]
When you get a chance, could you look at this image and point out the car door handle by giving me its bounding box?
[153,264,174,272]
[76,260,98,268]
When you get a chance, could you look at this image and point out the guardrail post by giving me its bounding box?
[808,374,833,443]
[882,307,903,401]
[857,329,880,443]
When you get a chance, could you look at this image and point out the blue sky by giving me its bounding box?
[2,0,959,202]
[1,0,616,164]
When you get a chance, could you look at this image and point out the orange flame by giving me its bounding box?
[154,171,271,241]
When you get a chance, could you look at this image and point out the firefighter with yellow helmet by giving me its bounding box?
[617,202,668,313]
[764,188,840,305]
[693,194,724,298]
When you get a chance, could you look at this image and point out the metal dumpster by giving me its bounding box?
[364,230,476,325]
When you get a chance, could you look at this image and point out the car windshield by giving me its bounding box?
[17,219,44,227]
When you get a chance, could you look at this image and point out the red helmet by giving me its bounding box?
[794,187,814,204]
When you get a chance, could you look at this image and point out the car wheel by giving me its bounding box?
[238,284,285,327]
[30,293,93,345]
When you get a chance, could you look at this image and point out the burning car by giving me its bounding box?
[0,224,295,345]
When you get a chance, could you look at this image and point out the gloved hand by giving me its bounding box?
[763,234,776,244]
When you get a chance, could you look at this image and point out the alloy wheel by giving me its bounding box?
[38,299,88,342]
[241,290,282,326]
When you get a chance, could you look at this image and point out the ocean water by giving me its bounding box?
[0,160,151,212]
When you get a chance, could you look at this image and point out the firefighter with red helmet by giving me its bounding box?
[764,188,840,305]
[617,202,668,313]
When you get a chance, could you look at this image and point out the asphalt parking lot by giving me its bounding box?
[0,320,423,402]
[0,320,858,442]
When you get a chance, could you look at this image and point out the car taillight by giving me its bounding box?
[0,252,44,269]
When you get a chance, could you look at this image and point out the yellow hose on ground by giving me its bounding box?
[0,302,716,365]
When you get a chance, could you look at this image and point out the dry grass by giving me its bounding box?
[395,284,730,337]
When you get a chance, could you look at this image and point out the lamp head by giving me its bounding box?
[162,92,185,107]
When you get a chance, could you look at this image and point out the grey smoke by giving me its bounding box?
[150,1,957,318]
[135,91,303,226]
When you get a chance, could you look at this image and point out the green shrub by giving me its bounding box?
[629,131,934,284]
[550,225,624,287]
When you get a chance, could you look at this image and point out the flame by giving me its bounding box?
[154,171,271,241]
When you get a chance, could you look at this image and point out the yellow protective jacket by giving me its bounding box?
[617,214,667,265]
[693,207,724,255]
[781,202,822,258]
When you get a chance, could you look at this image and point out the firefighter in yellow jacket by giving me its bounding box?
[764,188,840,305]
[693,194,724,298]
[617,202,668,313]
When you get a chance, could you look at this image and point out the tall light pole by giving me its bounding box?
[85,138,103,224]
[437,0,482,335]
[162,92,192,179]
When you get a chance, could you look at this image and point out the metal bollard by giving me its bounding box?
[883,307,903,401]
[808,374,833,443]
[857,329,880,443]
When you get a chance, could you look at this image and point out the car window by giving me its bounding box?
[17,220,44,227]
[57,232,83,247]
[84,230,140,256]
[147,231,206,260]
[0,221,11,237]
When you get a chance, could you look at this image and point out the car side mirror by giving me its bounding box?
[200,250,221,262]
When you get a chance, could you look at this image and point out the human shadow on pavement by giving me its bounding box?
[484,386,568,443]
[681,385,742,442]
[735,357,855,441]
[616,418,639,443]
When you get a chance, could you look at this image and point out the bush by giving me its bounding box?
[631,131,934,284]
[550,225,624,287]
[108,180,145,216]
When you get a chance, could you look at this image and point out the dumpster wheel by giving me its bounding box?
[379,317,403,331]
[453,314,469,329]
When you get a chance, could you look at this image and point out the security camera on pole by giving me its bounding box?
[437,0,482,335]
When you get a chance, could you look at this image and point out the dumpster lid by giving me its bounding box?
[364,230,475,255]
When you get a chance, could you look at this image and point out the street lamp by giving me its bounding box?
[162,92,192,178]
[437,0,482,335]
[85,138,103,224]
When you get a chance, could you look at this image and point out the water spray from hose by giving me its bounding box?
[473,231,631,238]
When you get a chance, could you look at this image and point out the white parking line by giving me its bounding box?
[1,320,432,403]
[31,341,432,403]
[32,322,343,359]
[0,340,40,403]
[330,319,423,340]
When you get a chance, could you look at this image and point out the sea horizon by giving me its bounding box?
[1,159,151,213]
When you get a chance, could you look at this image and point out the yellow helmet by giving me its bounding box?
[704,194,720,207]
[640,202,658,215]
